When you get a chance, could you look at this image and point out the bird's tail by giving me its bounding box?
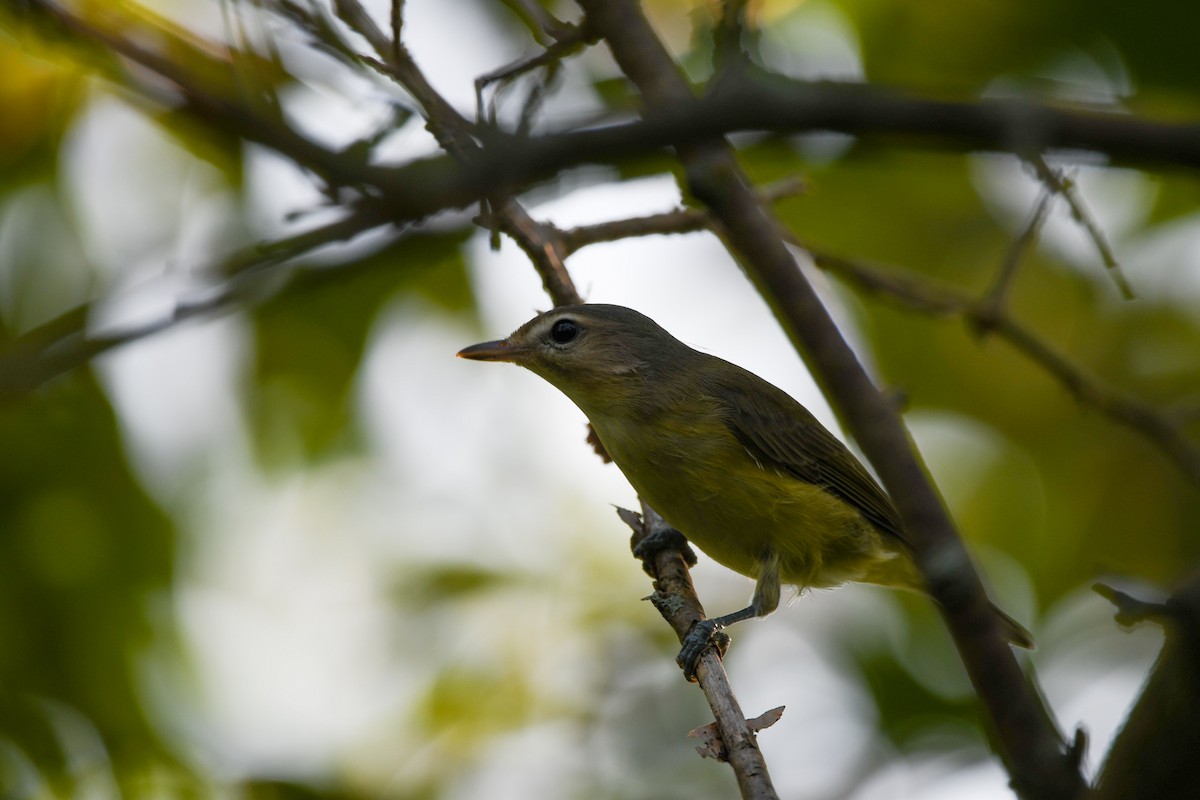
[857,554,1035,648]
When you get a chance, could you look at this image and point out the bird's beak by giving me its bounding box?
[456,338,526,363]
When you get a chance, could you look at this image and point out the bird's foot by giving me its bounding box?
[632,524,698,573]
[677,619,731,682]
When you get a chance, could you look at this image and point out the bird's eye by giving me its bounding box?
[549,318,580,345]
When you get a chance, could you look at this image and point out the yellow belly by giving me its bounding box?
[592,413,912,590]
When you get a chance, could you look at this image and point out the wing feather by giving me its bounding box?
[712,369,908,544]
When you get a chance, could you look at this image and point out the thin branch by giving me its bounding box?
[557,177,805,256]
[496,0,577,44]
[574,2,1086,798]
[617,503,780,800]
[390,0,403,59]
[1029,156,1136,299]
[806,248,1200,486]
[321,0,582,305]
[474,23,589,99]
[0,209,393,397]
[273,0,378,73]
[975,186,1055,332]
[27,0,388,194]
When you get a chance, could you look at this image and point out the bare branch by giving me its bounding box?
[975,186,1055,332]
[273,0,376,72]
[474,22,589,101]
[557,177,805,256]
[0,209,393,397]
[617,503,780,800]
[390,0,403,57]
[480,78,1200,174]
[807,248,1200,486]
[496,0,577,44]
[317,0,584,304]
[1093,581,1172,627]
[1030,156,1136,299]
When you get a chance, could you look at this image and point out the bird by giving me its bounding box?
[457,303,1033,669]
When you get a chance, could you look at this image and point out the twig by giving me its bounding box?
[557,177,805,256]
[496,0,577,44]
[1093,582,1172,627]
[274,0,374,72]
[1029,156,1136,299]
[330,0,478,158]
[390,0,403,60]
[574,2,1086,797]
[806,247,1200,487]
[324,0,583,305]
[27,0,383,193]
[474,22,589,105]
[975,186,1054,332]
[0,209,393,397]
[617,503,780,800]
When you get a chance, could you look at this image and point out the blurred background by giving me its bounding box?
[2,0,1199,797]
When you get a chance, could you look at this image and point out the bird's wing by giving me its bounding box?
[713,370,908,544]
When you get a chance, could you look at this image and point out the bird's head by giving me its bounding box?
[457,304,692,413]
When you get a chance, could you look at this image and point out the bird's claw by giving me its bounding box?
[632,525,698,573]
[677,619,730,681]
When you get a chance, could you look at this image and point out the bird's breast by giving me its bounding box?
[588,409,892,588]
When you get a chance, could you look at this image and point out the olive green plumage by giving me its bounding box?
[458,303,1031,648]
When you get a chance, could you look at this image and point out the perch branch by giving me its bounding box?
[617,503,780,800]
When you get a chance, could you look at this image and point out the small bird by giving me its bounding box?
[458,304,1033,667]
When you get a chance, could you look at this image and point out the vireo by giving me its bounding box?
[458,304,1033,667]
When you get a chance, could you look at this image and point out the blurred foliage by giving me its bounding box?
[0,0,1198,798]
[251,230,473,463]
[0,375,175,770]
